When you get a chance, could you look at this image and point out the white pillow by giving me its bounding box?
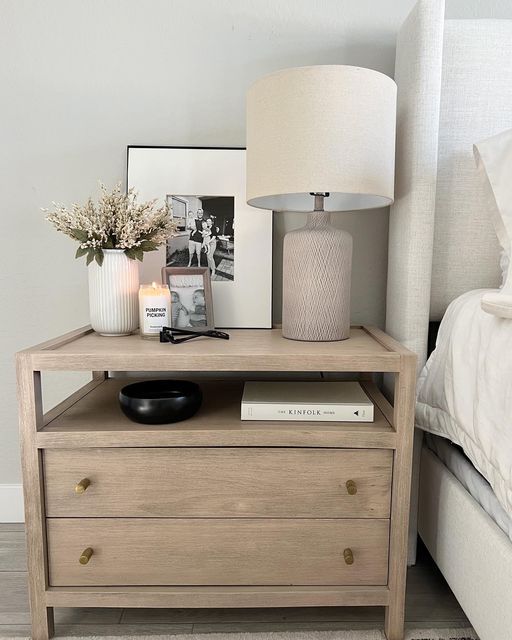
[473,129,512,318]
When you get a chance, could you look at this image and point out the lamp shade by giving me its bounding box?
[246,65,397,212]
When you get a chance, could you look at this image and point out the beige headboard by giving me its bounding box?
[386,0,512,369]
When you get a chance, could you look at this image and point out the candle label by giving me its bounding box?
[142,296,170,334]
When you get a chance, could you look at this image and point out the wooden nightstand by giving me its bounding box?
[17,325,416,640]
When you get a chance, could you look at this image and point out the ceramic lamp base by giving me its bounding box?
[282,211,352,342]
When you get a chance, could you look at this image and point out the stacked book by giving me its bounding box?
[241,381,374,422]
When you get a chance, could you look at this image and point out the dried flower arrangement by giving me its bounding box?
[44,183,176,266]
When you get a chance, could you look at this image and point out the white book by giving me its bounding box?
[241,381,374,422]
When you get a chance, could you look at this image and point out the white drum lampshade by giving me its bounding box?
[246,65,397,341]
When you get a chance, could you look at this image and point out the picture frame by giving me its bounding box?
[127,146,273,329]
[161,267,214,332]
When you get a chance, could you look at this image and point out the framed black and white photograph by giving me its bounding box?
[161,267,214,331]
[127,146,273,329]
[166,195,235,282]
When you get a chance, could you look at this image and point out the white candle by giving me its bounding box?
[138,282,171,338]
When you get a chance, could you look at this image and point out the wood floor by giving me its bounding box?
[0,523,472,637]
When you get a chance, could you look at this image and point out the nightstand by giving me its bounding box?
[17,325,416,640]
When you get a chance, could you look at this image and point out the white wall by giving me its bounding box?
[1,0,512,509]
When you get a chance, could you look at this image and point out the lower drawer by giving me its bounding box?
[47,518,389,587]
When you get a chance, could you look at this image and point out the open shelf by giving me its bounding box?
[37,378,396,449]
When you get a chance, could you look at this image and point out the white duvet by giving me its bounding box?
[416,289,512,519]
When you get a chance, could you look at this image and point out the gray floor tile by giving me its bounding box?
[0,624,32,637]
[0,573,30,625]
[121,607,383,625]
[0,532,27,572]
[405,593,471,626]
[191,621,385,633]
[0,525,25,533]
[54,608,123,625]
[55,623,193,636]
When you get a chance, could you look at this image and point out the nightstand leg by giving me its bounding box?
[17,357,55,640]
[30,605,54,640]
[385,596,405,640]
[385,357,416,640]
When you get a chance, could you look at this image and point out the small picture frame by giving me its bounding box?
[161,267,214,331]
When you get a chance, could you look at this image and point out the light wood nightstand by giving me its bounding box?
[17,325,416,640]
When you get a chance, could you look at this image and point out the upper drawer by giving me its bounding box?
[44,447,392,518]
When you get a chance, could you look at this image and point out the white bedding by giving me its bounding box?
[416,288,512,519]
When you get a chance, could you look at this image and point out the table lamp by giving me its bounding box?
[246,65,396,341]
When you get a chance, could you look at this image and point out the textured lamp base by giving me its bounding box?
[282,211,352,341]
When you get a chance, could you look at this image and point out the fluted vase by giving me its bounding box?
[88,249,139,336]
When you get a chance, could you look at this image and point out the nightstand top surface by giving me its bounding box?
[19,325,414,372]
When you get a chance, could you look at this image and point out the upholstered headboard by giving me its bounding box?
[386,0,512,370]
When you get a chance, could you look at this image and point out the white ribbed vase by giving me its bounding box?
[88,250,139,336]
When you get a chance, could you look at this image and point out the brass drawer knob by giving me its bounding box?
[75,478,91,494]
[346,479,357,495]
[343,548,354,565]
[79,548,93,565]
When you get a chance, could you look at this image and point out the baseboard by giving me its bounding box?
[0,484,25,522]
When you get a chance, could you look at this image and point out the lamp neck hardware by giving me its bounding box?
[309,192,330,212]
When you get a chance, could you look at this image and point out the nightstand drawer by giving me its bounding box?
[47,517,390,587]
[44,447,392,518]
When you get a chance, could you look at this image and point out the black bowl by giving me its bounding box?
[119,380,202,425]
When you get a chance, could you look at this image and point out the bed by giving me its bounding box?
[385,1,512,638]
